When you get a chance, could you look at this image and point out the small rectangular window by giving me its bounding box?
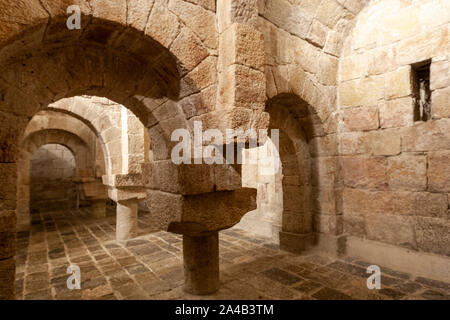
[412,60,432,122]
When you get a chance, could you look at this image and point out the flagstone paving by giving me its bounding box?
[15,208,450,300]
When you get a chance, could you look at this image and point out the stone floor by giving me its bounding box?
[15,208,450,300]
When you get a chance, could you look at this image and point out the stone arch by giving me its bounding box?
[22,129,93,176]
[267,95,313,241]
[23,110,105,176]
[0,0,260,298]
[0,4,203,241]
[45,96,146,177]
[240,93,315,250]
[259,0,382,133]
[240,92,343,254]
[0,1,218,167]
[28,143,77,213]
[265,69,338,134]
[17,128,108,230]
[42,97,155,244]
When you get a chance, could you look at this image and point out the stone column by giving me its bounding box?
[116,199,138,241]
[183,232,219,295]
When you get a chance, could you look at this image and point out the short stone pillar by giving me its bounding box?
[116,199,138,241]
[183,232,219,295]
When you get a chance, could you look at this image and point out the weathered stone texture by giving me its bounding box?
[415,217,450,257]
[145,0,181,48]
[428,151,450,193]
[219,23,264,71]
[338,0,450,261]
[386,66,412,100]
[340,76,385,108]
[0,0,450,300]
[342,156,387,190]
[432,87,450,119]
[169,0,217,49]
[380,97,415,129]
[341,106,379,132]
[387,155,427,191]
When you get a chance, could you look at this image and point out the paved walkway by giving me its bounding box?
[15,208,450,300]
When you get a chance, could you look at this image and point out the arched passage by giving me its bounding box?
[29,144,77,212]
[240,93,315,251]
[0,0,258,298]
[0,6,190,299]
[268,100,312,241]
[20,110,106,177]
[45,96,147,177]
[22,110,105,176]
[240,91,344,257]
[18,128,108,230]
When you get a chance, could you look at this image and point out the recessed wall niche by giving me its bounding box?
[412,60,432,122]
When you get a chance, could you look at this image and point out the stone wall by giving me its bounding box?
[16,110,108,229]
[240,0,450,260]
[260,0,368,121]
[245,0,370,248]
[30,144,77,211]
[0,0,449,298]
[338,0,450,257]
[23,110,104,177]
[49,97,131,176]
[0,0,259,298]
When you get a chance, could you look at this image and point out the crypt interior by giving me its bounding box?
[0,0,449,300]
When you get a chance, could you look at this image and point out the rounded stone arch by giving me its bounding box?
[0,0,217,166]
[240,91,340,252]
[0,0,258,298]
[259,88,343,252]
[44,96,149,177]
[17,129,96,229]
[28,143,78,213]
[265,70,338,139]
[23,110,105,176]
[0,4,207,250]
[22,129,93,174]
[260,0,374,131]
[266,94,315,251]
[46,97,125,176]
[0,6,214,233]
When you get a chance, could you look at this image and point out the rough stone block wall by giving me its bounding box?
[0,0,450,298]
[30,144,77,211]
[339,0,450,257]
[259,0,367,120]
